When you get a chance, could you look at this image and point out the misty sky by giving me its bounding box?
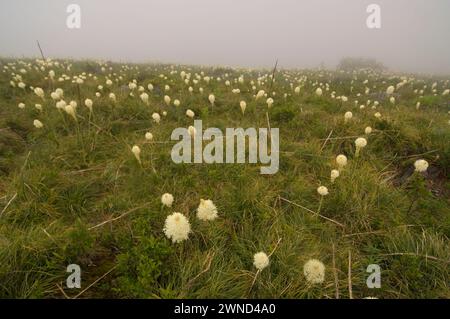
[0,0,449,74]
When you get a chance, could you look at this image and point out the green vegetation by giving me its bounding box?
[0,58,449,298]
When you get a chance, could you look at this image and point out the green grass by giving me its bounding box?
[0,59,449,299]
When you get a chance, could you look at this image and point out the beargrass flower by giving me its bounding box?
[317,186,329,196]
[303,259,325,284]
[56,100,66,110]
[164,95,171,106]
[161,193,174,207]
[188,125,196,138]
[140,93,149,105]
[64,104,77,121]
[34,87,44,99]
[145,132,153,141]
[389,96,395,104]
[163,212,191,243]
[330,169,339,183]
[355,137,367,157]
[336,154,348,170]
[256,90,265,100]
[33,119,43,129]
[131,145,141,164]
[386,86,394,95]
[152,112,161,123]
[84,99,93,112]
[186,109,195,118]
[414,159,429,173]
[208,94,215,106]
[240,101,246,114]
[50,92,59,100]
[197,199,219,221]
[344,111,353,122]
[253,252,269,271]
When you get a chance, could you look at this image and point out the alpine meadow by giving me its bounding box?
[0,58,449,299]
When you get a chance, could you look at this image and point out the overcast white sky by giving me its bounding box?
[0,0,449,74]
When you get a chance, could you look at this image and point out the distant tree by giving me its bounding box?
[337,57,386,72]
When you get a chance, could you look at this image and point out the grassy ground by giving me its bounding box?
[0,58,449,298]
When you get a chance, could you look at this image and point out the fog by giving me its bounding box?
[1,0,449,74]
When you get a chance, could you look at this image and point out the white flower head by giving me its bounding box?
[188,125,197,138]
[365,126,372,135]
[140,92,149,105]
[414,159,429,173]
[34,87,44,99]
[163,212,191,243]
[109,93,116,102]
[50,92,59,101]
[197,199,219,221]
[336,154,348,170]
[33,119,43,129]
[18,102,25,109]
[355,137,367,148]
[355,137,367,156]
[208,94,215,106]
[186,109,195,118]
[303,259,325,284]
[240,101,247,114]
[145,132,153,141]
[386,85,395,95]
[56,100,67,110]
[152,112,161,123]
[131,145,141,163]
[389,96,395,104]
[253,252,269,271]
[256,90,265,100]
[315,87,323,96]
[64,104,77,121]
[317,186,329,196]
[84,98,93,112]
[161,193,174,207]
[164,95,171,106]
[330,169,339,183]
[344,111,353,122]
[55,88,64,99]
